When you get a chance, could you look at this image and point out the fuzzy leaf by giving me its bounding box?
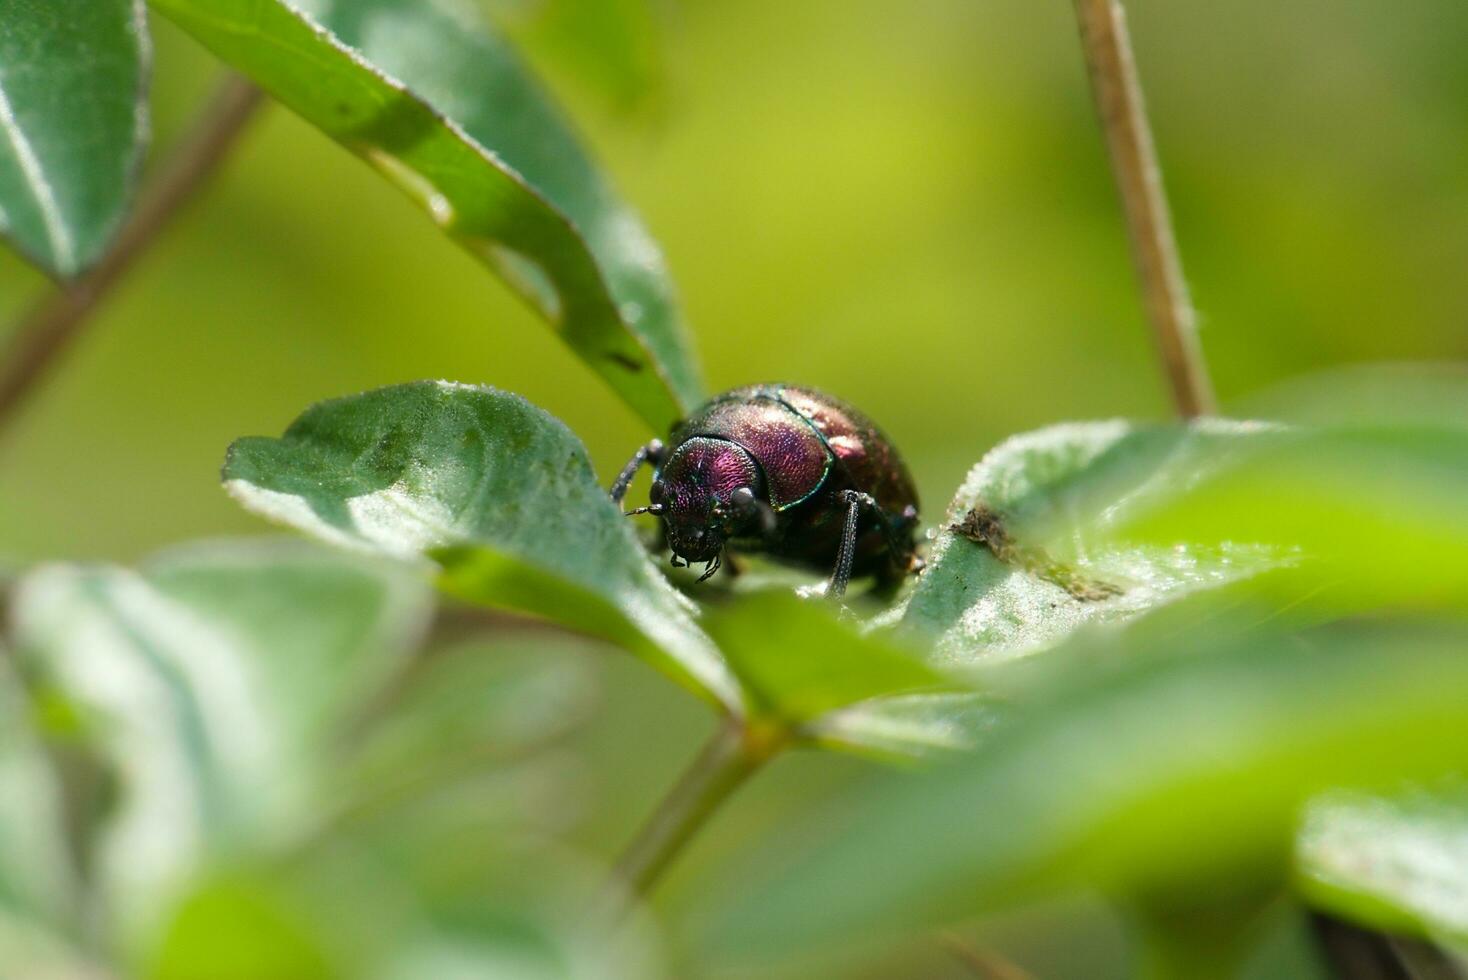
[897,420,1283,666]
[0,0,149,276]
[222,382,737,709]
[150,0,701,430]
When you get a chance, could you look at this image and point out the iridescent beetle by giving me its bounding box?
[610,384,921,598]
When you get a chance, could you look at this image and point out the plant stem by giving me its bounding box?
[0,74,265,444]
[607,716,774,910]
[1071,0,1215,418]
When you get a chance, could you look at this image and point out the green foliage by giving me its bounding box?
[5,0,1468,974]
[149,0,701,430]
[703,620,1468,959]
[0,0,149,276]
[897,419,1285,665]
[222,381,737,709]
[3,538,647,976]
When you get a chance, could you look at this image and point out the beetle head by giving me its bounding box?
[650,437,767,565]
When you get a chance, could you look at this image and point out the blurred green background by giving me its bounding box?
[2,1,1465,975]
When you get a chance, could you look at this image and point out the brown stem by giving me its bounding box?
[606,717,776,912]
[1072,0,1216,418]
[0,74,265,442]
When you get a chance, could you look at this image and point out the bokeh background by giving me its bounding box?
[2,1,1465,975]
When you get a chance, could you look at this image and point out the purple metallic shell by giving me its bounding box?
[667,384,921,579]
[657,437,763,522]
[672,391,830,510]
[778,386,917,519]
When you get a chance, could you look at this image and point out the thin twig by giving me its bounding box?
[1071,0,1215,418]
[0,74,265,442]
[605,716,775,913]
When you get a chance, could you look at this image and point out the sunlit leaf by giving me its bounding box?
[223,382,738,709]
[149,0,701,430]
[1298,787,1468,945]
[703,621,1468,958]
[896,420,1283,666]
[0,0,149,276]
[7,539,433,943]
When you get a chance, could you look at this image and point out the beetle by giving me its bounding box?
[610,384,921,599]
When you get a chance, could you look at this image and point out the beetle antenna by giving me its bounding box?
[625,504,665,517]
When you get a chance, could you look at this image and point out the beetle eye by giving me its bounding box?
[649,480,664,504]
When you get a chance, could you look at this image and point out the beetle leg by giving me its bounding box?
[830,492,917,598]
[829,490,879,600]
[696,552,722,583]
[609,439,665,504]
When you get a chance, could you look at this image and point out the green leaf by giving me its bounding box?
[896,420,1283,665]
[1297,787,1468,945]
[703,620,1468,958]
[7,539,433,943]
[703,590,991,758]
[222,382,738,709]
[0,0,149,276]
[149,0,701,430]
